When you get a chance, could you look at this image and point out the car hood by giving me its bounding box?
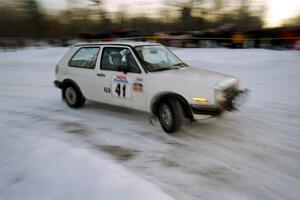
[153,66,238,89]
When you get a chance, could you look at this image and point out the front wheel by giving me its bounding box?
[63,85,85,108]
[158,99,184,133]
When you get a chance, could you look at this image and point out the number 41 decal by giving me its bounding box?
[115,83,126,98]
[111,75,131,99]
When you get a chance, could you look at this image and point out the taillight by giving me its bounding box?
[55,64,59,74]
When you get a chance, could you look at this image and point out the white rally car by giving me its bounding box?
[54,42,247,133]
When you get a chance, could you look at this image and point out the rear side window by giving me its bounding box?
[69,47,100,69]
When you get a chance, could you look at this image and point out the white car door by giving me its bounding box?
[66,46,101,100]
[95,45,147,111]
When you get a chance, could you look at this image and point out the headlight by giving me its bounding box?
[215,90,227,103]
[215,80,239,104]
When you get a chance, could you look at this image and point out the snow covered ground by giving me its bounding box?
[0,47,299,200]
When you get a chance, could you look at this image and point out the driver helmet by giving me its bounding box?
[110,51,122,66]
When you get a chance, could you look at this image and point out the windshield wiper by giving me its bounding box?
[172,62,188,67]
[151,67,174,72]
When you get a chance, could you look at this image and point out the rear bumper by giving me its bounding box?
[54,80,62,89]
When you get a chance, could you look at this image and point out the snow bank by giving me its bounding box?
[0,129,173,200]
[1,47,300,200]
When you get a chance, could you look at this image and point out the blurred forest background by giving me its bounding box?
[0,0,299,49]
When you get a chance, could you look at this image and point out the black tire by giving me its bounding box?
[158,99,184,133]
[63,84,85,108]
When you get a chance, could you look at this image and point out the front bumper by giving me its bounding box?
[191,104,222,116]
[220,89,248,111]
[191,89,248,116]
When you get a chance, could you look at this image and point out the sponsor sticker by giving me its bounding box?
[135,77,144,82]
[133,83,143,93]
[113,74,128,83]
[111,74,131,98]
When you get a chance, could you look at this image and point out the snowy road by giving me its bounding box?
[1,47,300,200]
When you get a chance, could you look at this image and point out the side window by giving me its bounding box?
[69,47,100,69]
[101,47,141,73]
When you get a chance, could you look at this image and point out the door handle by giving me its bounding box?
[97,73,106,77]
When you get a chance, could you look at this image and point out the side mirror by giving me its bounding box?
[123,65,128,74]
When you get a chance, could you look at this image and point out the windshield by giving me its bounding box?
[134,45,187,72]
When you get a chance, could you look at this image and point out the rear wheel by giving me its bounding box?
[158,99,184,133]
[63,85,85,108]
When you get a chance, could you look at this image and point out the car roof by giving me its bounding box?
[73,41,161,47]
